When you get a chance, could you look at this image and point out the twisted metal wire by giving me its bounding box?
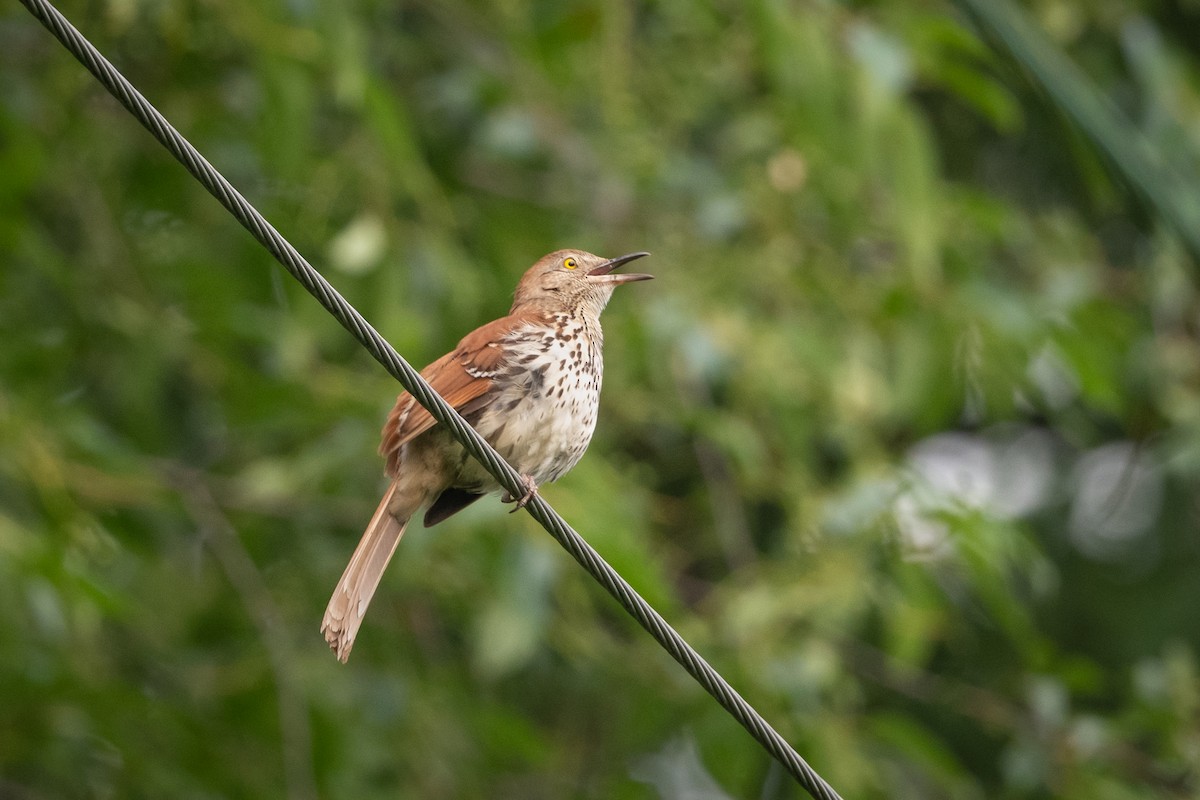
[18,2,842,797]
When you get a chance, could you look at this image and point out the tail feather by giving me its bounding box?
[322,482,410,662]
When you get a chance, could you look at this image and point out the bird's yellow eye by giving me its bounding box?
[563,257,578,270]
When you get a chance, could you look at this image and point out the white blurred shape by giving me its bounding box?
[630,735,734,800]
[1068,442,1162,559]
[895,429,1055,555]
[993,428,1057,518]
[908,433,996,510]
[328,214,386,275]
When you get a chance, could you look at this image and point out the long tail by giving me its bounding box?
[322,482,409,662]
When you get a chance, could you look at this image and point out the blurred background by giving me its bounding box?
[3,0,1200,797]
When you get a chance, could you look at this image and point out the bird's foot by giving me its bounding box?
[502,475,539,512]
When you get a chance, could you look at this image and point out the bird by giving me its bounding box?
[321,249,653,661]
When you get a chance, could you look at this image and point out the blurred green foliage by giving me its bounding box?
[3,0,1200,797]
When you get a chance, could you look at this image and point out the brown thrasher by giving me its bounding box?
[322,249,652,661]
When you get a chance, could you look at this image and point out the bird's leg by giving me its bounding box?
[501,474,540,512]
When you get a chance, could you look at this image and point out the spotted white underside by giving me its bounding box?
[455,313,605,492]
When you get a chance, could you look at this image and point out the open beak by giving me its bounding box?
[587,251,653,284]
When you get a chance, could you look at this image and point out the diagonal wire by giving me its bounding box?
[17,1,842,798]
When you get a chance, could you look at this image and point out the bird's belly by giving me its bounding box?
[458,341,603,491]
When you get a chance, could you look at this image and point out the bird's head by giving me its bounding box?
[511,249,652,317]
